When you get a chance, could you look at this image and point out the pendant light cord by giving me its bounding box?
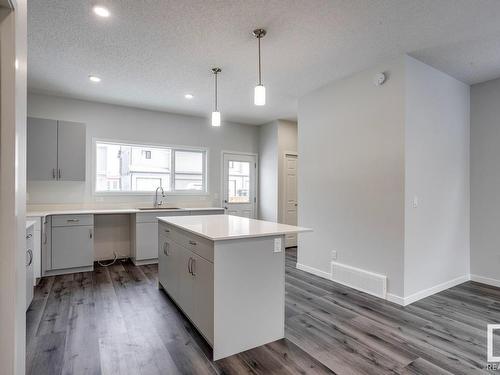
[214,71,218,111]
[258,37,262,85]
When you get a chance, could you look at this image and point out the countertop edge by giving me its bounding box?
[26,207,225,217]
[157,216,312,241]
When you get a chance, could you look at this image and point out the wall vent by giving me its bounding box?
[331,261,387,299]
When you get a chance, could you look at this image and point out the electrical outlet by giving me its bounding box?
[331,250,337,260]
[274,238,282,253]
[413,196,418,208]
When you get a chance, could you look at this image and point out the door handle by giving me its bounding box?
[89,229,93,239]
[26,233,32,239]
[163,242,169,256]
[52,168,56,179]
[43,232,47,244]
[188,240,197,246]
[58,169,62,179]
[67,219,80,223]
[26,249,33,267]
[188,257,192,274]
[191,258,196,276]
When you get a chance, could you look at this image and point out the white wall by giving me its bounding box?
[297,58,406,296]
[404,56,470,297]
[27,93,260,207]
[0,1,27,374]
[258,121,279,221]
[470,78,500,285]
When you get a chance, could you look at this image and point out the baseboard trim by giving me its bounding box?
[386,293,405,306]
[296,263,331,280]
[401,274,470,306]
[471,274,500,288]
[296,263,471,307]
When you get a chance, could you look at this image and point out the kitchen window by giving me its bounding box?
[95,141,207,194]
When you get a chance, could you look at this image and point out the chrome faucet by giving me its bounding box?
[154,186,165,208]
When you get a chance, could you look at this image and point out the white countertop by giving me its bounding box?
[158,214,312,241]
[26,206,224,217]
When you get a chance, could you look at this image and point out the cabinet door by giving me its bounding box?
[27,117,58,181]
[192,254,214,344]
[57,121,86,181]
[177,247,195,318]
[158,238,179,301]
[51,226,93,270]
[136,222,158,260]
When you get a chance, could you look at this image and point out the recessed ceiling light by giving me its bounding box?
[92,5,110,18]
[184,94,194,99]
[88,75,101,83]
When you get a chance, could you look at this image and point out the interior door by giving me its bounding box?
[222,153,256,218]
[284,154,298,247]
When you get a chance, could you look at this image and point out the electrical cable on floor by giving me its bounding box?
[97,250,128,267]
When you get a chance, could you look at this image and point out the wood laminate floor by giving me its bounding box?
[27,248,498,374]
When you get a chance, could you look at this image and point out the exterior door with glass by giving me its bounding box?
[222,153,256,218]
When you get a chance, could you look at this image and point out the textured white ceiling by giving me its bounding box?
[28,0,500,125]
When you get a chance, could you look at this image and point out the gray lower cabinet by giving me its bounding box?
[46,214,94,272]
[158,222,214,345]
[131,209,224,265]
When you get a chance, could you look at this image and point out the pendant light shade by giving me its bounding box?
[211,111,221,127]
[253,28,267,106]
[211,67,221,127]
[254,84,266,106]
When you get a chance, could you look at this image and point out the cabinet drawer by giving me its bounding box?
[136,210,187,223]
[162,223,213,263]
[52,214,94,227]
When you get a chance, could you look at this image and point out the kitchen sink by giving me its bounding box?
[138,207,182,210]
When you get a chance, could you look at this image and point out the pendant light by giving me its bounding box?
[211,67,222,127]
[253,28,266,106]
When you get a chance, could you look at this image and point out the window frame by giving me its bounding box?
[92,138,209,196]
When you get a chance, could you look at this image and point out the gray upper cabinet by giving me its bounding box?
[27,117,58,180]
[57,121,86,181]
[27,117,86,181]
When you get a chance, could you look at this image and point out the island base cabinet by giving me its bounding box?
[158,237,180,302]
[192,253,214,345]
[176,247,196,321]
[158,223,214,345]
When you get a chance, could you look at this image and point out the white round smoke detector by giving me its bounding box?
[373,72,386,86]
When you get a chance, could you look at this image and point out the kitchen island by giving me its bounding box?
[157,214,311,360]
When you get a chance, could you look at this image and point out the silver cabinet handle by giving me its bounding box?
[43,232,47,244]
[187,257,192,274]
[188,240,197,246]
[163,242,169,256]
[67,219,80,223]
[58,169,61,179]
[26,249,33,267]
[26,233,32,239]
[89,229,93,239]
[52,168,56,179]
[191,258,196,276]
[164,229,170,233]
